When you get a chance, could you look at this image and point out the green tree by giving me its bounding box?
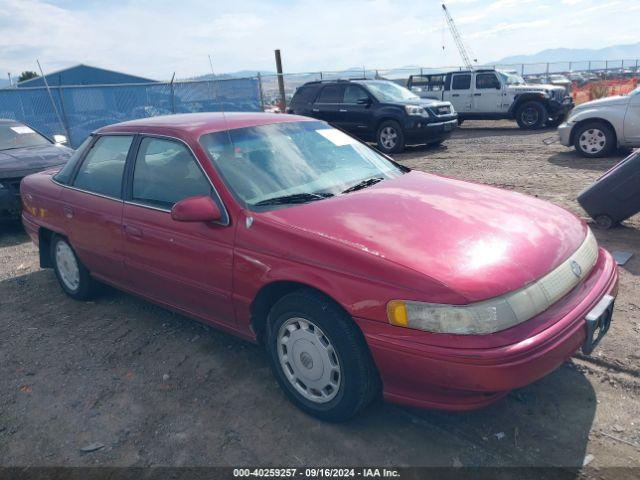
[18,71,39,83]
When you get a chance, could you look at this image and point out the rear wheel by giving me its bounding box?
[266,290,379,422]
[516,101,548,129]
[573,121,615,158]
[376,120,405,154]
[51,235,95,300]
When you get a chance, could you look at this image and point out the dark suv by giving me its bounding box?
[287,79,458,153]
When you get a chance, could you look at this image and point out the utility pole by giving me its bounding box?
[275,49,286,111]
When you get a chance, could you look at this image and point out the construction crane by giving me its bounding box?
[441,3,477,70]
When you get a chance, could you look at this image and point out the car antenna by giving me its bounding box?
[37,59,71,141]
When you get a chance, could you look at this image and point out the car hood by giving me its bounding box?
[387,97,451,108]
[262,171,587,303]
[0,144,73,179]
[510,83,566,93]
[571,95,629,111]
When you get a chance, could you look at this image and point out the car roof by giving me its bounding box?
[96,112,314,138]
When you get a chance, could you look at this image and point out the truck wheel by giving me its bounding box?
[266,290,379,422]
[376,120,405,154]
[516,101,548,129]
[457,119,464,126]
[573,121,615,158]
[51,235,96,300]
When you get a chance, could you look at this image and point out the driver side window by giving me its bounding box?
[476,73,501,89]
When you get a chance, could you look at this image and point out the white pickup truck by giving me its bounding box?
[558,86,640,157]
[406,69,573,129]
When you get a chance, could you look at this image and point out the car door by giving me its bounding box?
[449,73,473,113]
[121,135,235,325]
[624,92,640,143]
[61,134,134,282]
[473,72,503,113]
[311,84,345,124]
[336,84,374,136]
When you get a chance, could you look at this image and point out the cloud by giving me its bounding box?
[0,0,636,79]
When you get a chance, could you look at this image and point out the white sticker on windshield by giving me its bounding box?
[11,126,34,134]
[316,129,358,146]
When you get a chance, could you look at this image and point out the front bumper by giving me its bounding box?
[358,248,618,411]
[0,186,22,220]
[549,97,574,118]
[403,117,458,144]
[558,121,574,146]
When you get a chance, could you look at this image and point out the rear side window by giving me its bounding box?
[316,84,345,103]
[54,136,94,185]
[73,135,133,198]
[131,137,212,209]
[291,85,320,106]
[476,73,500,89]
[343,85,369,103]
[451,74,471,90]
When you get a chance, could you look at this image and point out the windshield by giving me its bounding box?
[498,71,525,86]
[200,120,404,208]
[359,81,420,102]
[0,123,51,151]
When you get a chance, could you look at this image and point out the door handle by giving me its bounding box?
[124,225,143,237]
[63,205,74,219]
[339,109,348,112]
[312,108,319,112]
[474,93,481,96]
[451,94,460,97]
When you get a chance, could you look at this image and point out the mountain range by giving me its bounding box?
[494,42,640,65]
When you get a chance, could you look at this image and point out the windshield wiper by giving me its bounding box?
[253,192,333,207]
[341,177,384,194]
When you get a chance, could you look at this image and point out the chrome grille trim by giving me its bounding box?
[503,228,598,325]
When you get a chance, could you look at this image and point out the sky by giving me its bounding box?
[0,0,638,81]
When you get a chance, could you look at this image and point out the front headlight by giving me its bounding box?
[388,299,519,335]
[405,105,429,117]
[388,229,599,335]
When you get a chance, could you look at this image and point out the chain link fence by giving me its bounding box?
[258,59,640,107]
[0,77,261,148]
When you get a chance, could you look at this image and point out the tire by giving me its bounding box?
[515,101,548,129]
[376,120,405,154]
[51,235,95,300]
[266,289,379,422]
[594,214,615,230]
[457,118,464,126]
[573,121,616,158]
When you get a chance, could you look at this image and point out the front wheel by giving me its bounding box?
[51,235,95,300]
[573,121,616,158]
[266,290,379,422]
[376,120,405,154]
[515,101,548,129]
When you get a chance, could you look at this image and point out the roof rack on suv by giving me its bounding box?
[304,78,370,85]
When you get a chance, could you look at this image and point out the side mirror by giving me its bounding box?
[171,196,222,223]
[356,97,371,105]
[53,134,68,145]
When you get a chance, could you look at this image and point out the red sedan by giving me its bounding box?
[20,113,618,421]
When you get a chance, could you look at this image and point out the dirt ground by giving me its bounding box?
[1,121,639,476]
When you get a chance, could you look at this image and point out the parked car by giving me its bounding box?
[406,69,573,129]
[558,86,640,157]
[21,113,618,421]
[287,79,457,153]
[0,119,73,221]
